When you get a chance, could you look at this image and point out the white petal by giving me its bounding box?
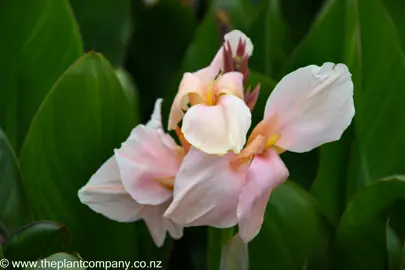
[264,63,355,152]
[181,104,229,154]
[219,95,251,154]
[182,95,251,155]
[78,157,142,222]
[224,30,254,57]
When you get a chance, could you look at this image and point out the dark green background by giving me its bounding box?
[1,0,405,269]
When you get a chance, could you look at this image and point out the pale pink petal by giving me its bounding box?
[194,65,221,88]
[224,30,253,57]
[218,95,251,154]
[182,95,251,155]
[145,98,163,130]
[215,72,244,99]
[264,63,355,152]
[115,124,180,205]
[237,149,289,243]
[168,73,204,130]
[137,200,169,247]
[164,218,184,240]
[164,148,246,228]
[210,47,225,74]
[78,157,142,222]
[145,98,180,152]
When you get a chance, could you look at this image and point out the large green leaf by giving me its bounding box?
[115,68,141,123]
[3,222,70,262]
[311,131,353,224]
[19,53,139,261]
[249,181,331,270]
[335,176,405,270]
[0,129,31,230]
[0,0,82,152]
[248,0,287,79]
[355,0,405,185]
[69,0,132,67]
[384,0,405,55]
[126,0,197,122]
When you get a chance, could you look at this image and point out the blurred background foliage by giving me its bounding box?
[1,0,405,269]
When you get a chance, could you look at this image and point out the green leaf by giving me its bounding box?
[19,53,139,261]
[0,0,83,152]
[386,225,402,270]
[3,222,70,262]
[69,0,132,66]
[383,0,405,55]
[355,0,405,186]
[249,181,331,270]
[311,131,353,224]
[115,68,141,123]
[248,0,287,78]
[335,176,405,269]
[25,252,84,270]
[126,0,196,122]
[0,129,31,229]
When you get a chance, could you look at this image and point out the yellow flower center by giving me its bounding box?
[265,134,281,149]
[155,176,175,190]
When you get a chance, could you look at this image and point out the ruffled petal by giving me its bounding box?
[181,103,230,155]
[264,63,355,152]
[115,124,180,205]
[78,157,142,222]
[237,149,289,243]
[164,148,246,228]
[182,95,251,155]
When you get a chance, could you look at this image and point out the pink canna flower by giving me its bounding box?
[78,99,184,247]
[167,30,254,155]
[165,62,355,243]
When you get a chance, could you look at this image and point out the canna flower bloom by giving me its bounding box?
[78,99,184,247]
[165,62,355,243]
[168,30,254,155]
